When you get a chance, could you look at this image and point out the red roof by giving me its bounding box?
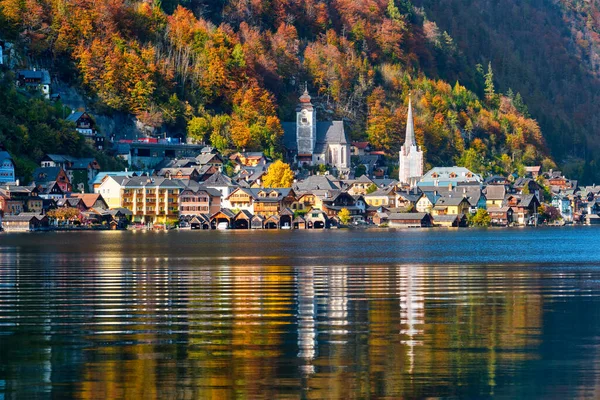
[351,141,370,149]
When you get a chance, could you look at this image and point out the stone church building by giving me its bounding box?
[399,98,424,187]
[283,90,350,173]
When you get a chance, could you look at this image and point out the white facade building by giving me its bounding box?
[283,90,351,173]
[399,99,424,188]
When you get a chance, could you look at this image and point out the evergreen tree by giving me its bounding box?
[387,0,402,22]
[513,93,529,117]
[484,62,495,101]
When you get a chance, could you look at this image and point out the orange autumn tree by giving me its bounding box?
[230,84,283,158]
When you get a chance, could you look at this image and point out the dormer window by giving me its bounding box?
[450,172,457,178]
[432,173,439,178]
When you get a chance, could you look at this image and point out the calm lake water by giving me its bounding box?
[1,228,600,399]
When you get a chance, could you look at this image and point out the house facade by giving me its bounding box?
[0,150,15,183]
[121,177,183,224]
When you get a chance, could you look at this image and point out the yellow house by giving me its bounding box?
[120,177,182,224]
[485,185,506,209]
[432,196,471,216]
[364,187,396,208]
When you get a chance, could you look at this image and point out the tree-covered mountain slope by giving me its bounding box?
[1,0,597,181]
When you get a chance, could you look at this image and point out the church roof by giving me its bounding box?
[404,98,416,148]
[282,121,348,152]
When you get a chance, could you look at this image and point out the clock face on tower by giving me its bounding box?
[300,109,309,125]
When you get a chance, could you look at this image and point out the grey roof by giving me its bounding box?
[388,212,429,220]
[435,196,471,207]
[196,153,222,165]
[71,158,97,169]
[396,191,422,202]
[66,112,85,123]
[121,176,184,189]
[282,121,348,152]
[204,172,234,186]
[18,70,50,84]
[433,214,465,222]
[355,175,374,184]
[91,171,145,185]
[157,167,198,176]
[485,185,506,200]
[33,167,63,183]
[234,209,254,220]
[372,178,398,187]
[293,175,341,191]
[43,154,78,163]
[2,214,46,222]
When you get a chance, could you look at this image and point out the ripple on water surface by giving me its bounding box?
[1,229,600,399]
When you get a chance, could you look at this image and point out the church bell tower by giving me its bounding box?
[296,88,317,163]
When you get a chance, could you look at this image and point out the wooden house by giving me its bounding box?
[388,212,433,228]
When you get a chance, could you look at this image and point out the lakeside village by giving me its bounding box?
[1,89,599,232]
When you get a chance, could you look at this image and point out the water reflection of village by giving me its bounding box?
[0,251,592,399]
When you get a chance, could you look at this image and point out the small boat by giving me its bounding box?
[281,223,291,230]
[216,222,229,230]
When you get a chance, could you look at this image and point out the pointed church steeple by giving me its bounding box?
[405,96,415,148]
[399,94,423,187]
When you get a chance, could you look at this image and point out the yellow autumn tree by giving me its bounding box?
[338,208,351,225]
[262,160,294,188]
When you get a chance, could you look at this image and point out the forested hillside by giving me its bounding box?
[412,0,600,183]
[2,0,597,181]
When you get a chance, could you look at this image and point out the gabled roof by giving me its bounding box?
[211,208,235,219]
[282,121,348,152]
[293,175,341,191]
[157,167,198,177]
[71,193,106,209]
[365,186,395,197]
[71,158,99,170]
[91,171,146,185]
[33,167,64,183]
[351,141,370,149]
[196,153,223,165]
[66,111,85,123]
[43,154,77,163]
[433,214,465,222]
[234,209,254,220]
[121,176,183,189]
[354,175,374,184]
[0,151,13,164]
[485,185,506,200]
[204,171,234,186]
[435,196,471,207]
[17,69,50,84]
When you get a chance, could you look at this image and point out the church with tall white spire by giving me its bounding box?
[399,97,424,188]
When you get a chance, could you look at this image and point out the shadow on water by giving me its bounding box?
[1,229,600,399]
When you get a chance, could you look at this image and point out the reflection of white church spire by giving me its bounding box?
[328,266,348,335]
[399,96,424,188]
[399,266,424,374]
[297,266,317,375]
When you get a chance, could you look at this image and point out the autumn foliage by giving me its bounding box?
[0,0,569,178]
